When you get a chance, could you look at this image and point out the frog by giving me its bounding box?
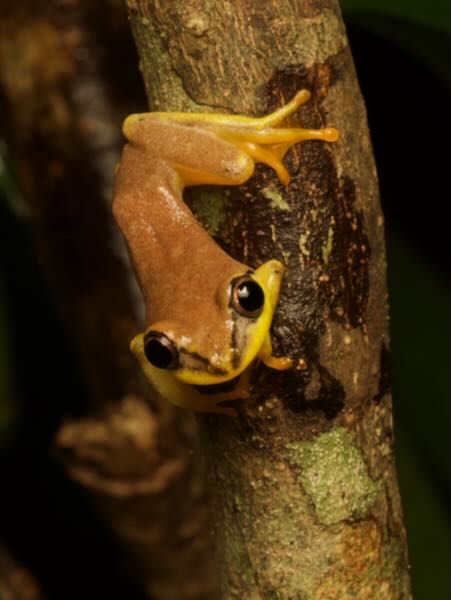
[113,90,338,415]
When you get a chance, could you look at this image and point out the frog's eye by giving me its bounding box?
[143,332,179,369]
[231,276,265,318]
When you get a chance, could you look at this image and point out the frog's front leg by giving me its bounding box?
[258,334,293,370]
[252,260,293,370]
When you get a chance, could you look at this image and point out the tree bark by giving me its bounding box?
[128,1,412,598]
[0,2,218,598]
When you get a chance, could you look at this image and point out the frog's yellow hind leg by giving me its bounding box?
[222,125,339,186]
[254,90,311,129]
[236,142,292,186]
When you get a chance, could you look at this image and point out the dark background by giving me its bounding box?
[1,2,450,598]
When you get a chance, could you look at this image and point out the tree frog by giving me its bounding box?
[113,90,338,415]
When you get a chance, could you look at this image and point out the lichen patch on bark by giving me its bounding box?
[286,427,380,525]
[188,187,229,236]
[261,186,291,211]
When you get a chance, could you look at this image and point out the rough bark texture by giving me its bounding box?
[128,0,412,598]
[0,2,218,598]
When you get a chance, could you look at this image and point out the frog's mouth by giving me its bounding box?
[174,356,238,386]
[192,374,241,396]
[174,313,260,386]
[174,285,274,385]
[176,347,231,380]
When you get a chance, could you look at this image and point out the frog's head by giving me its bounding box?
[131,260,284,387]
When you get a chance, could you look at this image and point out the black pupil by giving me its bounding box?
[236,280,264,312]
[144,338,174,369]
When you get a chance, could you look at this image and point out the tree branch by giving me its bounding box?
[128,0,412,597]
[0,2,218,597]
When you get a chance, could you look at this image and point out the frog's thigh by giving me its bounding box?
[174,129,255,187]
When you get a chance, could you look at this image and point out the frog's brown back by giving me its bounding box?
[113,142,248,359]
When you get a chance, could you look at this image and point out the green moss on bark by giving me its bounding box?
[287,427,381,525]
